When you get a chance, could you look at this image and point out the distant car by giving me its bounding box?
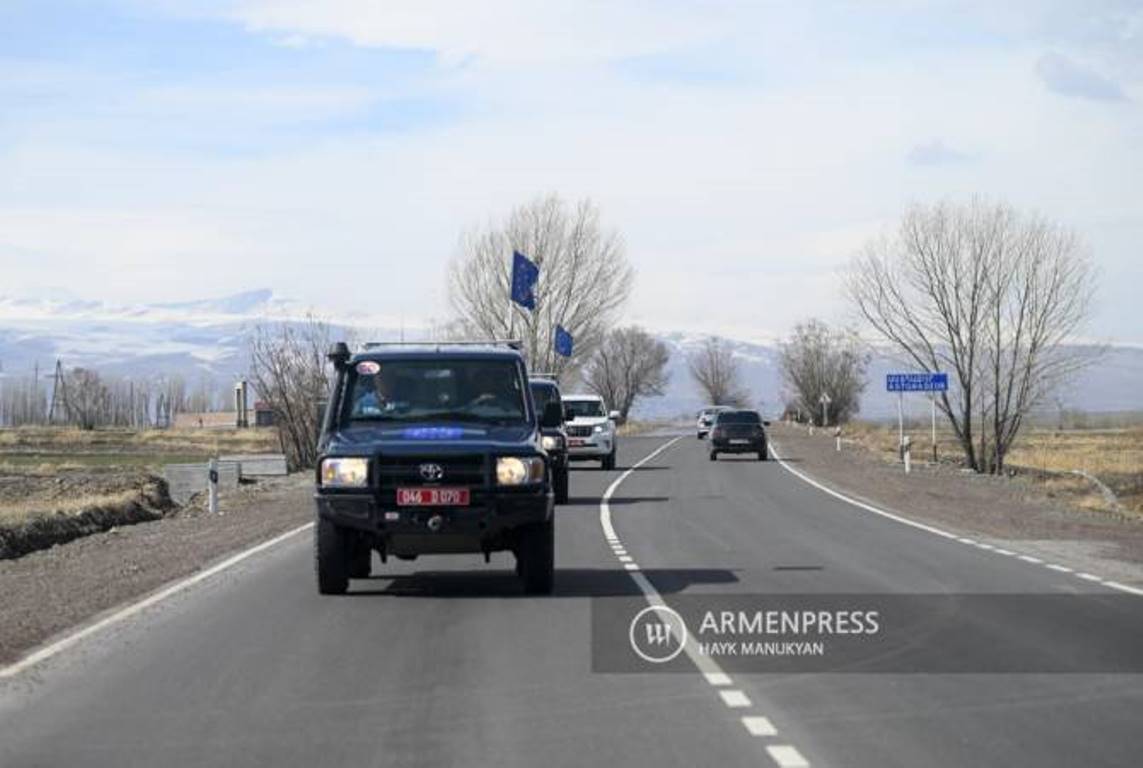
[529,376,570,504]
[696,406,731,439]
[563,394,619,470]
[709,409,769,461]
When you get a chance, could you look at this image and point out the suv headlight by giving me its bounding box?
[496,456,545,485]
[320,457,369,487]
[593,424,605,433]
[541,435,564,452]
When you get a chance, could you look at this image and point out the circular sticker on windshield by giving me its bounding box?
[355,361,381,375]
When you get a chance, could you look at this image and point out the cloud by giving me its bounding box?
[1035,52,1126,101]
[907,140,975,166]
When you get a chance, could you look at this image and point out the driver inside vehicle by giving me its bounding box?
[465,366,520,414]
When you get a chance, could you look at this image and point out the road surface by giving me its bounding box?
[2,435,1141,767]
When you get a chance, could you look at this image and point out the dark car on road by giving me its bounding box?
[528,375,570,504]
[313,341,564,595]
[709,409,769,461]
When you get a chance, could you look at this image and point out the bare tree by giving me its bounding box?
[847,199,1097,473]
[583,326,670,421]
[447,194,634,376]
[688,337,748,406]
[248,316,338,470]
[67,368,108,430]
[779,319,867,425]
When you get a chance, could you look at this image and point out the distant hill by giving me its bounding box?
[1,289,1139,420]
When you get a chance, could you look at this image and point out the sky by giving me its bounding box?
[1,0,1141,343]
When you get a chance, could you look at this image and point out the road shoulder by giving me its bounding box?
[770,424,1143,589]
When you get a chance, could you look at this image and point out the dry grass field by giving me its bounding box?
[840,420,1143,515]
[0,426,279,532]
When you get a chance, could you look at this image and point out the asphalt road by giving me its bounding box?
[2,435,1141,767]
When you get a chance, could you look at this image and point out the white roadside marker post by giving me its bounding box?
[903,436,912,474]
[835,426,841,452]
[208,458,219,515]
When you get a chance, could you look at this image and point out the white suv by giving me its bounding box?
[563,394,619,470]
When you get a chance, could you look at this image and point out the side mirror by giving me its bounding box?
[564,406,575,422]
[541,401,564,429]
[327,341,350,371]
[763,420,771,427]
[608,410,620,421]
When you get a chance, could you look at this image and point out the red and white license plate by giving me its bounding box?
[396,487,470,506]
[569,438,586,446]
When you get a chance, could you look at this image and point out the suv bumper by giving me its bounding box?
[566,434,614,459]
[710,437,766,453]
[315,489,552,555]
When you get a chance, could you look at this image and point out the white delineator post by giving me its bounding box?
[208,458,219,515]
[931,393,938,464]
[835,426,842,452]
[903,436,912,474]
[897,391,904,461]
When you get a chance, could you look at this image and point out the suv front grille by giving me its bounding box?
[566,425,594,438]
[375,454,487,488]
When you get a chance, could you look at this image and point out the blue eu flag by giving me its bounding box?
[510,250,539,311]
[554,325,574,357]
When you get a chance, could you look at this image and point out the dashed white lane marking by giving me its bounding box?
[618,555,634,563]
[742,716,778,736]
[719,689,752,708]
[602,437,810,767]
[0,522,315,680]
[769,442,1143,598]
[767,745,811,768]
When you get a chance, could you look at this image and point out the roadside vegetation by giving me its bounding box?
[834,419,1143,515]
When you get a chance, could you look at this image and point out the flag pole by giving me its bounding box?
[506,250,514,339]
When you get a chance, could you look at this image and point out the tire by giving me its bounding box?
[517,519,555,595]
[760,444,769,461]
[349,541,372,579]
[554,465,570,504]
[709,451,718,461]
[602,444,617,471]
[315,516,350,595]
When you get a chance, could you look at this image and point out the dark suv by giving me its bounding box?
[709,409,769,461]
[528,376,570,504]
[313,341,564,595]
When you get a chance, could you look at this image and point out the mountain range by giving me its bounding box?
[1,290,1140,420]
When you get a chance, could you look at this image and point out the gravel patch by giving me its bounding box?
[0,474,312,666]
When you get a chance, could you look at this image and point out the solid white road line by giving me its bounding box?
[769,441,1143,598]
[1,522,314,680]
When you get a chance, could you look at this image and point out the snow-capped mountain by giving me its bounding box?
[1,290,1139,420]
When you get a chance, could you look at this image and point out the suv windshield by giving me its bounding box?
[565,399,604,418]
[530,381,560,413]
[346,359,527,423]
[716,410,761,424]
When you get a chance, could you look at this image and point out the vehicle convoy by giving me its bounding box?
[709,409,770,461]
[562,394,619,470]
[696,405,731,439]
[313,341,563,595]
[528,375,570,504]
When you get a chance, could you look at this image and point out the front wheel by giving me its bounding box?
[602,444,617,471]
[517,519,554,595]
[709,451,718,461]
[554,465,569,504]
[315,516,350,595]
[759,444,769,461]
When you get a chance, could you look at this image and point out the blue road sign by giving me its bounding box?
[886,372,949,392]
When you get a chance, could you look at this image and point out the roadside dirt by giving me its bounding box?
[771,423,1143,586]
[0,474,312,666]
